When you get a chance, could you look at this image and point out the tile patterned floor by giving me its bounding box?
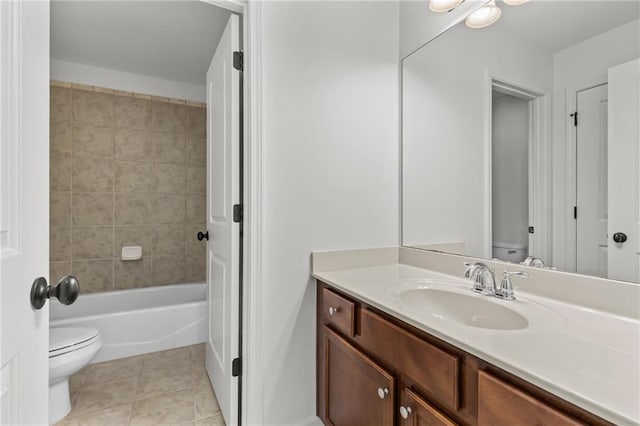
[56,344,225,426]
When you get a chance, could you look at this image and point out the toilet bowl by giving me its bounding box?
[49,327,102,424]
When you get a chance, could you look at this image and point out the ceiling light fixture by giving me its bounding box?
[429,0,465,13]
[465,0,502,29]
[503,0,530,5]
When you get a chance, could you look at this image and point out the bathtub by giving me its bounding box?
[50,283,208,363]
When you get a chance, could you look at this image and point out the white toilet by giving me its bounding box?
[492,241,528,263]
[49,327,102,424]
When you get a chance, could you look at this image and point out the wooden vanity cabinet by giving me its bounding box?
[317,281,613,426]
[399,387,458,426]
[321,326,395,425]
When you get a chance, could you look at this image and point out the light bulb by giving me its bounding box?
[465,0,502,29]
[429,0,465,13]
[503,0,530,5]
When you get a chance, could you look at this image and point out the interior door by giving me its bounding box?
[608,59,640,282]
[0,1,50,424]
[205,13,241,426]
[576,84,608,278]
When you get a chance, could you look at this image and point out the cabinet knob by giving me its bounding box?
[399,406,412,419]
[377,387,389,399]
[328,306,340,316]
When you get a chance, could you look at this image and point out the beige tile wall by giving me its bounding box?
[49,81,207,293]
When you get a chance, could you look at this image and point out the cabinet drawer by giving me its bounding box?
[323,326,395,426]
[359,309,460,410]
[478,371,583,426]
[322,288,356,336]
[400,387,458,426]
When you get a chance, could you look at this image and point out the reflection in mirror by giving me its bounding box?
[402,1,640,283]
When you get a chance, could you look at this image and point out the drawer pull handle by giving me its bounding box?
[399,406,412,419]
[377,387,389,400]
[328,306,340,316]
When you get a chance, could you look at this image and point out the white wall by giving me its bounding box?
[402,22,552,259]
[258,1,399,424]
[492,94,529,248]
[551,19,640,271]
[50,58,206,102]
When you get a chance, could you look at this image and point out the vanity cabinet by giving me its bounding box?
[399,387,457,426]
[322,326,395,425]
[317,281,613,426]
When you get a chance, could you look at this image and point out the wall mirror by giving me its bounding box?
[402,1,640,283]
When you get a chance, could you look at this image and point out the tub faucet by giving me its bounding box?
[463,262,496,296]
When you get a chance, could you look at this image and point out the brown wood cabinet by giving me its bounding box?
[322,326,395,425]
[317,281,613,426]
[400,387,457,426]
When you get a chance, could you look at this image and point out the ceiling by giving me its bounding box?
[51,1,231,86]
[489,1,639,54]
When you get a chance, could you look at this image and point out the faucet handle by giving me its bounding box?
[496,271,528,300]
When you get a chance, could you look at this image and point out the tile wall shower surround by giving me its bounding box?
[56,344,225,426]
[50,81,207,293]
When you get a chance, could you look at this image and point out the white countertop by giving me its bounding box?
[313,263,640,426]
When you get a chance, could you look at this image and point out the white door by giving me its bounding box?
[576,84,609,278]
[608,59,640,283]
[205,13,241,426]
[0,1,50,424]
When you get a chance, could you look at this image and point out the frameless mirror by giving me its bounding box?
[402,1,640,283]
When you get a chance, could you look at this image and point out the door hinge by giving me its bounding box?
[233,204,243,223]
[233,51,244,71]
[574,206,577,219]
[570,111,578,127]
[232,357,242,377]
[528,226,534,234]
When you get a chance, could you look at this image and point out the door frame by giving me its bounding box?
[485,75,551,263]
[201,1,264,424]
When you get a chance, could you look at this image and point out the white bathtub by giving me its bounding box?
[50,283,208,363]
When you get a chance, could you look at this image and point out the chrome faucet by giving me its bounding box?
[521,256,545,267]
[463,262,496,296]
[496,271,528,300]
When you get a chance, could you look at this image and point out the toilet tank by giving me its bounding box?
[492,242,528,263]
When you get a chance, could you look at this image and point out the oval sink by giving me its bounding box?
[395,287,529,330]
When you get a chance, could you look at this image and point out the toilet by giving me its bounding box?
[492,241,528,263]
[49,327,102,424]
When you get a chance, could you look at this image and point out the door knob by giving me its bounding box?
[30,276,80,310]
[613,232,628,243]
[197,231,209,241]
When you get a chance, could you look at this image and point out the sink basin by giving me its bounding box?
[391,281,529,330]
[387,279,539,330]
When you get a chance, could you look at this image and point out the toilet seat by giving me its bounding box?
[49,327,100,358]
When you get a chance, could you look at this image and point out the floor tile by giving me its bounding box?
[56,403,132,426]
[194,381,220,419]
[136,364,193,400]
[63,345,219,425]
[84,355,144,387]
[190,344,205,364]
[196,412,226,426]
[130,389,195,426]
[192,362,210,386]
[143,346,191,370]
[71,376,139,416]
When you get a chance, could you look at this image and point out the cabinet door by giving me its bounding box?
[399,388,458,426]
[478,371,583,426]
[323,326,395,426]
